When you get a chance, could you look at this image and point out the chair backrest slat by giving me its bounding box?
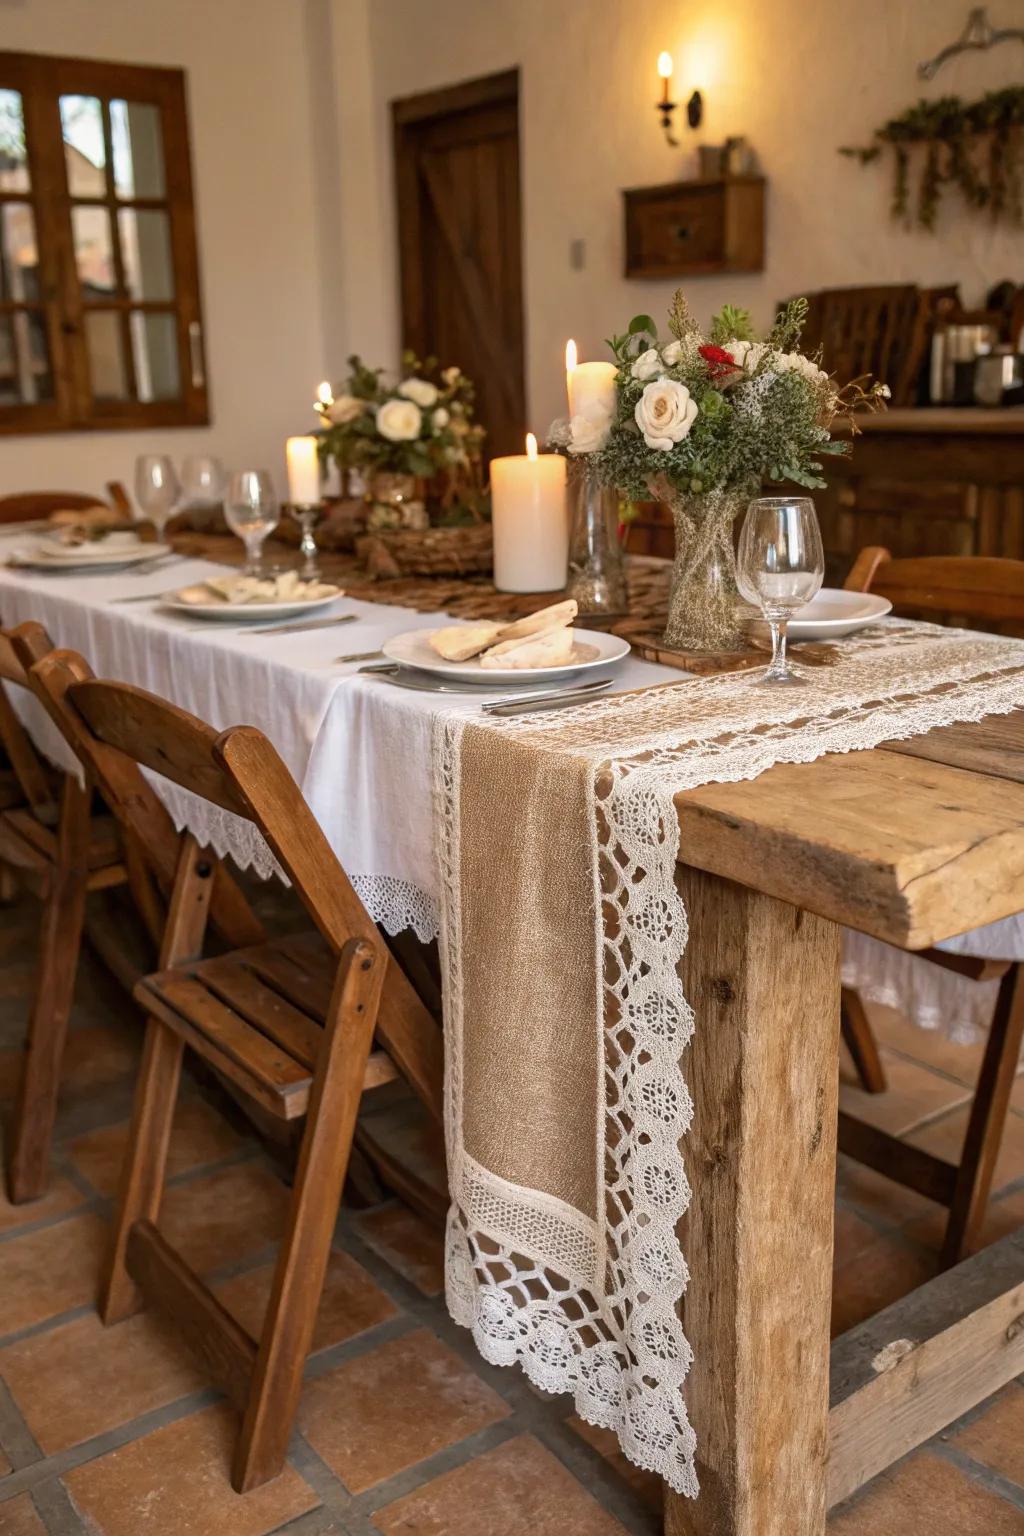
[0,625,58,816]
[69,680,252,818]
[845,547,1024,627]
[24,648,263,951]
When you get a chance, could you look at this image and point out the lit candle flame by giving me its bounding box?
[316,380,333,407]
[657,51,673,80]
[565,339,577,373]
[525,432,538,461]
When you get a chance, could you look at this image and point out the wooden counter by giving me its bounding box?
[626,407,1024,576]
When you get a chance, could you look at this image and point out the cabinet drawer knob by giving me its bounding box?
[675,225,692,241]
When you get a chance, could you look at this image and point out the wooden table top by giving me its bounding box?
[675,711,1024,948]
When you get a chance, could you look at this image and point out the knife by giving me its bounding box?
[484,681,613,716]
[369,672,613,707]
[241,613,358,636]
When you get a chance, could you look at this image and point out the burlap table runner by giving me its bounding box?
[434,621,1024,1497]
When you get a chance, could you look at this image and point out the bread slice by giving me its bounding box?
[498,599,577,643]
[479,626,575,670]
[429,622,505,662]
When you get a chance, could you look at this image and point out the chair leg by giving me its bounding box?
[941,964,1024,1268]
[100,1017,184,1323]
[840,986,888,1094]
[232,939,384,1493]
[5,778,90,1203]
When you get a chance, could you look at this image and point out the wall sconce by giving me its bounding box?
[656,51,702,146]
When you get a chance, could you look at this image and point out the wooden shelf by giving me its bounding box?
[623,176,765,280]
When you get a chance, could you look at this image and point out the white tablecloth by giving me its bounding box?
[0,538,669,939]
[0,533,1019,1037]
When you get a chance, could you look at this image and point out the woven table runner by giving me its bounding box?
[433,621,1024,1497]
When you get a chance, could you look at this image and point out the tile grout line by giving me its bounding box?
[928,1441,1024,1512]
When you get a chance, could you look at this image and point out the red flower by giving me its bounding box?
[698,344,736,378]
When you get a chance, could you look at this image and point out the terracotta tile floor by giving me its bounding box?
[0,906,1022,1535]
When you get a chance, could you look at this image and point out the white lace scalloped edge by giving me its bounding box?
[434,630,1024,1500]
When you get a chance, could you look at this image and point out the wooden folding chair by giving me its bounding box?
[0,624,130,1203]
[25,641,444,1492]
[0,482,131,526]
[838,548,1024,1265]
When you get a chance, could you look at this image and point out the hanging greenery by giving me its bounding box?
[840,86,1024,229]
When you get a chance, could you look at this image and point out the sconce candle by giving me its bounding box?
[565,339,617,420]
[658,50,673,104]
[286,435,322,506]
[490,432,569,593]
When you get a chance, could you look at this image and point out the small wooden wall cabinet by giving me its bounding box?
[623,176,765,279]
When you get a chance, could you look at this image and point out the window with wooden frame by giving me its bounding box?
[0,51,208,434]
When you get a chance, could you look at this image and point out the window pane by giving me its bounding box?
[130,311,179,400]
[119,208,174,301]
[60,95,106,197]
[85,310,128,398]
[0,311,53,404]
[110,100,166,199]
[72,205,118,298]
[0,204,40,301]
[0,89,30,193]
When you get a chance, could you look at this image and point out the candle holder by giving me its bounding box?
[286,502,324,578]
[566,460,628,617]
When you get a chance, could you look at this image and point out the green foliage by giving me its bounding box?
[766,296,808,353]
[840,86,1024,228]
[667,289,700,340]
[709,304,754,344]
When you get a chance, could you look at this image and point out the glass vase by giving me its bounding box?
[365,471,428,532]
[661,485,753,652]
[566,459,628,617]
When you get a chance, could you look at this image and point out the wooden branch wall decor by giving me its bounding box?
[839,87,1024,229]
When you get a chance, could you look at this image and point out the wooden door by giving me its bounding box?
[393,71,525,460]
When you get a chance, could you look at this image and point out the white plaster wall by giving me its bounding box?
[1,0,341,499]
[349,0,1024,433]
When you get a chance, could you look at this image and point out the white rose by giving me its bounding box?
[776,351,828,385]
[631,347,663,382]
[634,379,698,451]
[726,339,768,372]
[326,393,364,425]
[376,398,422,441]
[398,377,439,407]
[432,407,450,430]
[661,340,684,367]
[568,401,612,455]
[441,365,461,386]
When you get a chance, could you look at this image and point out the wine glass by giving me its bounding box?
[225,470,279,574]
[180,454,225,509]
[134,455,180,538]
[737,496,824,686]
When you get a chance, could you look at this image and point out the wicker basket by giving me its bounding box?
[355,523,493,579]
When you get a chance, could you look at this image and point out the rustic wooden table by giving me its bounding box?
[669,712,1024,1535]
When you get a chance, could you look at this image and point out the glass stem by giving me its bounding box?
[768,618,789,679]
[243,534,262,575]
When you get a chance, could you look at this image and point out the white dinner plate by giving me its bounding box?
[382,625,631,683]
[161,590,342,622]
[9,539,172,573]
[786,588,892,641]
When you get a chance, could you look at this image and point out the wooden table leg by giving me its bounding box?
[666,867,840,1536]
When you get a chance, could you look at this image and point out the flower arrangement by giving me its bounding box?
[564,292,886,500]
[314,353,486,525]
[559,292,887,652]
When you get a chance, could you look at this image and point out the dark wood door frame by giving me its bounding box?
[392,69,525,458]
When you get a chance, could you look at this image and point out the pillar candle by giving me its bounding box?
[286,435,321,505]
[565,347,617,421]
[490,433,569,593]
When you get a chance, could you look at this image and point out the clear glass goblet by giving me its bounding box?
[225,470,279,575]
[134,455,180,539]
[181,454,225,509]
[737,496,824,686]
